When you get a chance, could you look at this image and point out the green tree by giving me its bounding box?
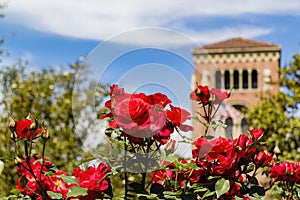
[247,54,300,161]
[0,60,109,195]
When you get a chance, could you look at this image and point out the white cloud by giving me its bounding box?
[3,0,299,46]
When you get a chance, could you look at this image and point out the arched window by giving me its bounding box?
[224,70,230,89]
[242,70,248,89]
[251,69,258,88]
[215,70,221,89]
[225,118,233,139]
[233,70,239,89]
[241,118,248,134]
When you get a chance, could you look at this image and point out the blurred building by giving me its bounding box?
[191,37,281,139]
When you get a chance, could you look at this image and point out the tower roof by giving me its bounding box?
[202,37,279,49]
[193,37,280,54]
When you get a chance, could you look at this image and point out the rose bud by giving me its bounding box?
[165,139,176,154]
[8,119,16,129]
[41,127,49,140]
[14,157,22,165]
[105,128,113,137]
[29,120,37,130]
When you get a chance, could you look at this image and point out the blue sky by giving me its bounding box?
[1,0,300,157]
[1,0,300,108]
[1,0,300,111]
[1,0,300,69]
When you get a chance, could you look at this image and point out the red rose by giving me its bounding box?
[150,169,173,186]
[210,88,229,104]
[147,93,172,108]
[255,151,273,167]
[249,128,264,141]
[234,134,253,149]
[113,93,151,130]
[16,157,53,197]
[270,162,298,182]
[166,105,193,132]
[73,162,111,192]
[15,119,39,139]
[190,85,210,104]
[192,137,212,159]
[154,123,174,145]
[49,170,70,198]
[109,84,124,96]
[149,105,166,133]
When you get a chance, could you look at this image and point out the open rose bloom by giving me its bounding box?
[101,85,193,145]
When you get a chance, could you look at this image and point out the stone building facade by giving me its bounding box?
[191,37,281,139]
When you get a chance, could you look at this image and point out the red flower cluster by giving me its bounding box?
[9,117,49,140]
[16,157,71,199]
[150,129,273,199]
[72,163,111,199]
[192,129,273,178]
[102,85,193,144]
[270,161,300,183]
[150,159,202,191]
[172,128,271,198]
[11,119,43,139]
[15,156,111,199]
[190,84,229,105]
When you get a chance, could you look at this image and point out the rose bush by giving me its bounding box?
[5,84,300,199]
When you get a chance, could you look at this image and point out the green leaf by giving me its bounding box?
[10,188,21,195]
[194,187,208,193]
[215,178,230,198]
[47,191,63,199]
[136,193,158,199]
[67,186,88,197]
[202,190,215,199]
[207,175,221,180]
[246,164,255,173]
[57,174,78,185]
[235,196,244,200]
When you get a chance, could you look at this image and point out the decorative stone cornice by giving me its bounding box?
[193,51,280,64]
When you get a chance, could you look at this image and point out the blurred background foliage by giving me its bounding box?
[0,60,109,195]
[247,54,300,162]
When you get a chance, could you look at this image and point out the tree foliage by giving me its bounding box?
[0,60,109,195]
[247,54,300,161]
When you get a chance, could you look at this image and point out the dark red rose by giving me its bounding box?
[234,134,252,149]
[190,85,210,104]
[249,128,264,141]
[154,123,174,145]
[255,151,273,167]
[15,119,39,139]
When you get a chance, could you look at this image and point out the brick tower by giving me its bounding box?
[191,37,281,139]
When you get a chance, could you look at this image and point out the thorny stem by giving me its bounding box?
[24,140,49,200]
[39,140,47,181]
[124,135,129,200]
